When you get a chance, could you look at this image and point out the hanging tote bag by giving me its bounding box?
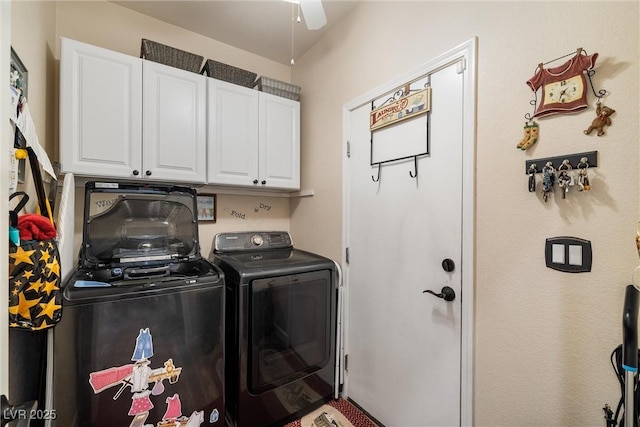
[7,148,61,330]
[8,237,62,330]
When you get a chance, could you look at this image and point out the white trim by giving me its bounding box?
[340,99,351,398]
[0,0,11,398]
[460,37,477,427]
[341,37,477,426]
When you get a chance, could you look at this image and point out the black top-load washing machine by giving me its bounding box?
[210,231,337,427]
[52,182,225,427]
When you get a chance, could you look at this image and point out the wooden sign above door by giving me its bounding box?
[370,87,431,131]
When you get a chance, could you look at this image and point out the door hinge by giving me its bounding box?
[346,141,351,158]
[345,247,350,264]
[344,354,348,372]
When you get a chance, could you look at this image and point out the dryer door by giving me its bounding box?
[249,269,332,394]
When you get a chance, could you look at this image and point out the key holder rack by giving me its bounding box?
[525,151,598,175]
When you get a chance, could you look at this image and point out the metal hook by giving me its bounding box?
[558,159,572,171]
[372,165,381,182]
[585,69,608,99]
[409,156,418,178]
[578,157,589,169]
[525,97,537,121]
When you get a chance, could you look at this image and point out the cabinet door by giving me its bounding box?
[259,92,300,190]
[143,61,206,183]
[60,37,142,178]
[206,78,259,186]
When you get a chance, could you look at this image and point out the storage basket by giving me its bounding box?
[201,59,257,88]
[140,39,204,73]
[255,76,301,101]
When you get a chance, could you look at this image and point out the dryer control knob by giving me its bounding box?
[251,235,264,246]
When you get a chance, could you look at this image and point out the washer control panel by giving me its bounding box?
[214,231,292,253]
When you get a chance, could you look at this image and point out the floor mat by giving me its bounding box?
[283,398,380,427]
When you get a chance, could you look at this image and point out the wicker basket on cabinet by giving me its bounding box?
[201,59,257,88]
[254,76,301,101]
[140,39,204,73]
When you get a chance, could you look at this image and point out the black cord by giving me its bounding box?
[608,345,640,427]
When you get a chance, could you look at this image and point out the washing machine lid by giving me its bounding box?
[80,182,201,268]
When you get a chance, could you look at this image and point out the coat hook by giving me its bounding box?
[372,165,381,182]
[409,156,418,178]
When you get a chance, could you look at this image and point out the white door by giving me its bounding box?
[143,60,206,183]
[344,43,475,426]
[59,37,143,178]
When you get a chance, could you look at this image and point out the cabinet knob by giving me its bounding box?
[132,170,139,176]
[253,179,259,184]
[145,170,152,176]
[261,180,266,185]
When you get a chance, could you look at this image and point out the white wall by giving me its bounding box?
[290,1,639,425]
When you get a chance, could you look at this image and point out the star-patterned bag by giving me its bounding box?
[8,238,62,330]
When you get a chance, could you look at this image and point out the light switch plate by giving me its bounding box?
[545,237,592,273]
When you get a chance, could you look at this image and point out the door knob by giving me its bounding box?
[1,394,38,427]
[423,286,456,302]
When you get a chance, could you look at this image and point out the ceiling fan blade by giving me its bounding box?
[300,0,327,30]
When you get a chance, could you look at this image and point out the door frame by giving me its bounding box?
[341,38,476,426]
[1,0,11,397]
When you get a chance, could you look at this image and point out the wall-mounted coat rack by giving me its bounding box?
[370,81,431,183]
[372,153,421,182]
[525,151,598,175]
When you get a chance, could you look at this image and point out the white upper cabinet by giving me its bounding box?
[143,60,206,183]
[60,37,206,184]
[206,78,259,186]
[259,92,300,190]
[207,78,300,190]
[60,37,142,178]
[60,38,299,190]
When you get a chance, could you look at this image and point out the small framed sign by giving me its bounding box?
[370,87,431,131]
[197,194,217,222]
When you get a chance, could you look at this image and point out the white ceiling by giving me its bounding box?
[112,0,361,65]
